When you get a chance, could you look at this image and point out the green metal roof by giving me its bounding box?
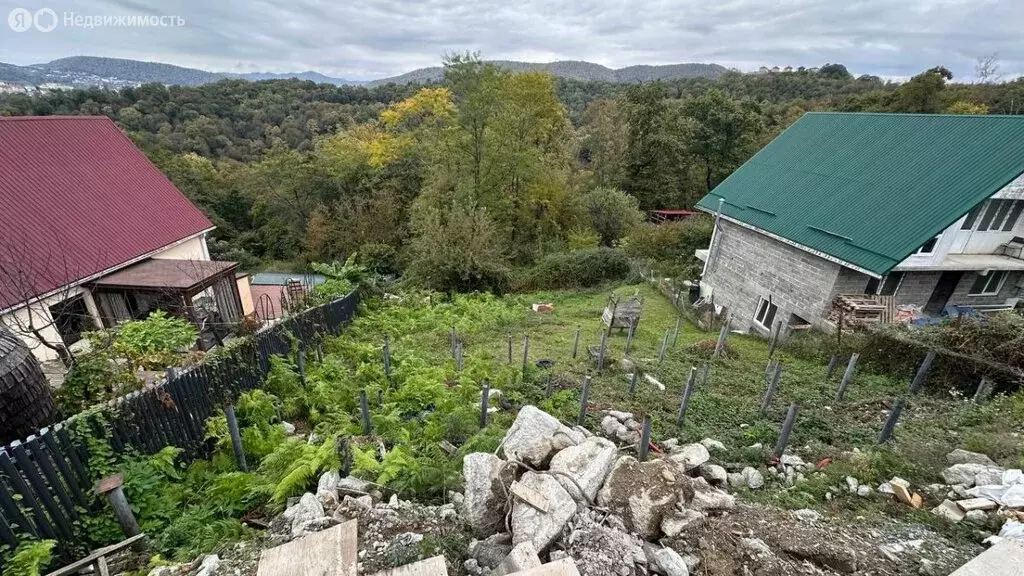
[696,112,1024,276]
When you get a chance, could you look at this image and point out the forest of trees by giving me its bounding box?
[3,56,1022,290]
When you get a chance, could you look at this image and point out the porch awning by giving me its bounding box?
[91,259,239,292]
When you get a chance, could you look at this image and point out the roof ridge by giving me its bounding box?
[805,111,1024,119]
[0,115,112,122]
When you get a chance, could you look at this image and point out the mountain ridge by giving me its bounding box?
[0,55,728,90]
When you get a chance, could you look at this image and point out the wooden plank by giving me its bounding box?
[54,425,88,488]
[0,446,59,540]
[505,559,581,576]
[26,437,78,521]
[10,441,73,540]
[509,481,549,513]
[257,519,357,576]
[368,556,448,576]
[38,429,86,506]
[45,534,147,576]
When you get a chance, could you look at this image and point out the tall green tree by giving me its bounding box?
[622,83,692,211]
[679,89,763,194]
[893,66,954,113]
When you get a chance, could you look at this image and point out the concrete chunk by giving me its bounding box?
[932,500,965,523]
[494,542,542,576]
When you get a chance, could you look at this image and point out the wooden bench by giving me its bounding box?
[46,533,146,576]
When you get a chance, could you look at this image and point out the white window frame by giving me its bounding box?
[753,296,778,330]
[968,270,1008,296]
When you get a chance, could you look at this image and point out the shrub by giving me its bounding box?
[358,243,401,276]
[4,539,55,576]
[112,311,199,369]
[515,248,630,291]
[57,352,141,415]
[582,187,643,246]
[566,227,600,251]
[623,216,713,279]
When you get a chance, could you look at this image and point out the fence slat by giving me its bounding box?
[39,428,86,506]
[54,425,88,489]
[0,456,37,538]
[9,442,72,540]
[26,436,78,522]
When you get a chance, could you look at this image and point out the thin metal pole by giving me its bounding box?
[836,353,860,401]
[699,362,711,387]
[383,335,391,379]
[577,376,591,425]
[480,381,491,428]
[638,415,652,461]
[772,403,798,459]
[297,348,307,387]
[545,373,554,397]
[508,334,513,364]
[877,397,905,443]
[907,350,936,394]
[572,326,581,359]
[658,329,670,365]
[359,390,372,435]
[522,335,530,373]
[596,331,607,371]
[677,366,698,426]
[713,319,729,358]
[451,326,457,358]
[767,320,783,358]
[625,320,636,355]
[671,316,681,348]
[825,355,839,380]
[223,405,248,472]
[761,362,782,414]
[764,358,776,383]
[629,371,638,394]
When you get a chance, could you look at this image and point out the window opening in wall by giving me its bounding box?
[753,296,778,329]
[917,236,940,254]
[864,276,880,295]
[969,270,1007,296]
[49,295,94,346]
[879,272,904,296]
[788,313,811,329]
[973,199,1024,232]
[961,204,983,230]
[1003,202,1024,232]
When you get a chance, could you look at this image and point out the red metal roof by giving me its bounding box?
[0,116,214,311]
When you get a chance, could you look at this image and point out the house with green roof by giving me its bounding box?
[695,112,1024,333]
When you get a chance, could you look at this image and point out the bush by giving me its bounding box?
[623,216,713,279]
[582,187,643,246]
[515,248,630,291]
[358,243,401,276]
[112,311,199,369]
[57,352,141,415]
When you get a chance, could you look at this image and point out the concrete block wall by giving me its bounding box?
[893,271,1022,309]
[703,220,842,333]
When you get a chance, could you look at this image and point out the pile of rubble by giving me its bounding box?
[928,449,1024,542]
[462,405,741,576]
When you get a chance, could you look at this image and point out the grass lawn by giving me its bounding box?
[356,280,1022,534]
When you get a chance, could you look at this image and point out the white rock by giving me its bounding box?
[957,497,998,512]
[740,538,773,558]
[964,509,988,523]
[942,463,991,487]
[337,476,374,495]
[317,489,339,510]
[727,473,746,489]
[607,410,634,422]
[932,500,965,523]
[700,438,726,452]
[975,468,1006,487]
[857,485,872,498]
[660,509,705,538]
[195,555,220,576]
[318,470,341,494]
[501,405,584,467]
[602,416,623,436]
[688,489,735,512]
[845,476,859,492]
[652,547,689,576]
[463,453,513,537]
[741,467,764,489]
[549,436,618,503]
[283,492,326,537]
[281,421,296,435]
[946,449,998,467]
[878,483,894,494]
[511,471,577,552]
[792,509,821,522]
[698,464,728,485]
[779,454,805,467]
[668,444,710,471]
[662,438,679,450]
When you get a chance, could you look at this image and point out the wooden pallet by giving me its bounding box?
[830,294,897,326]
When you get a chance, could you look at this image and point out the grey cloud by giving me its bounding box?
[0,0,1020,81]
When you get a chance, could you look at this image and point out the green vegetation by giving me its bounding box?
[5,539,55,576]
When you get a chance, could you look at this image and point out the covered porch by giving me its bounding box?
[90,259,244,345]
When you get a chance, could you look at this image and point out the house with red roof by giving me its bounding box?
[0,116,249,364]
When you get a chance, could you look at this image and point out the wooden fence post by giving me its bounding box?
[836,353,860,401]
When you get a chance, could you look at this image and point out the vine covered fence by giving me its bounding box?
[0,292,359,555]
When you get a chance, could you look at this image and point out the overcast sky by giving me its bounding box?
[0,0,1021,81]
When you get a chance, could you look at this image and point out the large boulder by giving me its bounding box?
[597,456,693,540]
[511,472,578,552]
[942,463,1001,487]
[463,453,514,537]
[549,436,618,503]
[282,492,326,537]
[501,405,585,467]
[946,449,998,467]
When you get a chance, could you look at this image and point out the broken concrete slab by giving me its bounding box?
[549,436,617,503]
[502,405,584,467]
[956,498,998,512]
[949,539,1024,576]
[503,558,581,576]
[932,500,965,523]
[257,520,357,576]
[597,456,693,540]
[511,471,577,552]
[463,453,514,537]
[368,555,448,576]
[493,541,542,576]
[660,509,704,538]
[687,489,735,512]
[942,463,995,487]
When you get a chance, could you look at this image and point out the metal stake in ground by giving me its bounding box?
[95,474,145,549]
[577,375,591,425]
[877,397,906,443]
[699,362,711,387]
[451,327,457,358]
[572,326,581,359]
[638,414,652,462]
[761,362,783,414]
[772,403,799,459]
[625,320,637,355]
[508,334,513,364]
[629,371,638,394]
[677,366,698,426]
[359,390,372,435]
[480,381,491,428]
[596,331,607,371]
[223,405,248,472]
[907,350,937,394]
[824,355,839,381]
[545,373,554,397]
[671,316,682,348]
[522,335,530,374]
[297,347,307,387]
[973,377,993,404]
[713,319,729,358]
[658,329,670,365]
[383,335,392,380]
[835,353,860,401]
[764,358,777,384]
[767,320,783,358]
[455,340,464,372]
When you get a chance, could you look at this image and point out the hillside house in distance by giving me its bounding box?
[695,113,1024,334]
[0,116,251,364]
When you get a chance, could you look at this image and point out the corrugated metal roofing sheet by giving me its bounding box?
[0,116,213,310]
[696,112,1024,275]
